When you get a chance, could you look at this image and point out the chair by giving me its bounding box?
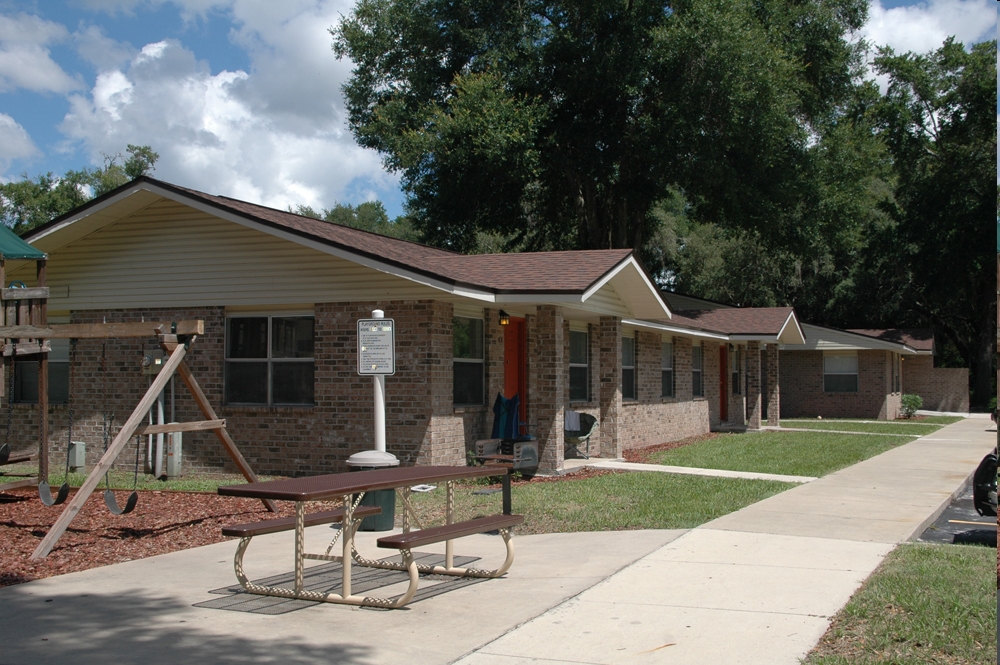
[565,413,598,459]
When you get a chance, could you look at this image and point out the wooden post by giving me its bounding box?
[30,342,190,560]
[171,350,276,513]
[37,260,48,485]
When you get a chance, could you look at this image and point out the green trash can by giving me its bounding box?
[346,450,399,531]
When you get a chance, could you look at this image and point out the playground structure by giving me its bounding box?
[0,230,275,560]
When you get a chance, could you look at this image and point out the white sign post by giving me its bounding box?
[352,310,398,465]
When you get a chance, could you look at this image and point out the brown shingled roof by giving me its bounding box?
[668,308,796,335]
[847,329,934,352]
[151,178,634,295]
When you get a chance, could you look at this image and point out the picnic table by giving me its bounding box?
[217,465,523,609]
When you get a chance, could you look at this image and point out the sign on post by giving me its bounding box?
[358,318,395,375]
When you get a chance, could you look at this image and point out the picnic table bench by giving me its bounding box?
[218,465,522,609]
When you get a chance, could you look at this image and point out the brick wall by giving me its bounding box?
[617,333,712,451]
[902,355,970,412]
[528,306,564,473]
[13,300,471,480]
[779,349,901,420]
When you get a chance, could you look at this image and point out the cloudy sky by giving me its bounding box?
[0,0,995,219]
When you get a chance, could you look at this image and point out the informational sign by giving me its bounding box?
[357,318,395,375]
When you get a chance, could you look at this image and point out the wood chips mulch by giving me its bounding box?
[0,488,300,588]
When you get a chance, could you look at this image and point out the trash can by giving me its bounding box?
[345,450,399,531]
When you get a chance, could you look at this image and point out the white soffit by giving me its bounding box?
[777,311,806,345]
[786,324,917,354]
[623,318,729,341]
[582,256,671,320]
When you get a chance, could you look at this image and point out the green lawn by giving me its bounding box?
[913,415,965,425]
[649,430,918,477]
[405,471,795,534]
[804,543,996,664]
[780,419,942,436]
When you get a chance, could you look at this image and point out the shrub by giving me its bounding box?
[900,394,922,418]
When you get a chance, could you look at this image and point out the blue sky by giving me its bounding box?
[0,0,995,220]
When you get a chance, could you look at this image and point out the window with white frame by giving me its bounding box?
[823,351,858,393]
[692,344,704,397]
[226,315,315,406]
[569,330,589,402]
[453,317,484,406]
[621,335,636,400]
[661,340,674,398]
[13,338,69,405]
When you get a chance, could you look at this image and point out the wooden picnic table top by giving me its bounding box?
[217,465,508,503]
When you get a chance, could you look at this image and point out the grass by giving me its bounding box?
[780,419,942,436]
[0,466,270,492]
[804,542,997,665]
[913,415,965,425]
[648,430,917,477]
[404,471,796,534]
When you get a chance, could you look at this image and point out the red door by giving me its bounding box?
[503,318,527,427]
[719,345,728,421]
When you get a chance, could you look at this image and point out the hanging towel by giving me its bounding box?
[564,409,581,431]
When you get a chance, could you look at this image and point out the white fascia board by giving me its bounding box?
[494,293,584,304]
[776,312,806,345]
[582,256,672,319]
[624,318,729,341]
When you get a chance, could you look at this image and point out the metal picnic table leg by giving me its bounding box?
[294,502,305,594]
[342,494,352,599]
[445,480,454,570]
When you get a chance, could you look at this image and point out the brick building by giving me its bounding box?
[8,177,806,477]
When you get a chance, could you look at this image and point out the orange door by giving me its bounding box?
[503,318,527,426]
[719,345,728,421]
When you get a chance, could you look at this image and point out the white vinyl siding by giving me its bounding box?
[14,198,443,311]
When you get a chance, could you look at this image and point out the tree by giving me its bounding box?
[291,201,418,241]
[0,145,158,234]
[332,0,868,253]
[869,39,997,407]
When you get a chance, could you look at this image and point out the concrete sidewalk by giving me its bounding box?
[0,416,991,664]
[456,415,995,664]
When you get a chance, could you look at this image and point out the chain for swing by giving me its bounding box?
[38,339,73,506]
[101,341,138,515]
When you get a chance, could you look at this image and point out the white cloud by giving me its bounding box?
[74,24,136,71]
[0,13,81,93]
[0,114,40,175]
[59,30,395,212]
[862,0,996,54]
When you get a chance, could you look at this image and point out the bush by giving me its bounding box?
[900,394,922,418]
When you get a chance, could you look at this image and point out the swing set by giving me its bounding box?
[0,237,275,560]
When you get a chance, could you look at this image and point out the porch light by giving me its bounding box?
[499,310,510,326]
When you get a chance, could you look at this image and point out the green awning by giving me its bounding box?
[0,224,45,260]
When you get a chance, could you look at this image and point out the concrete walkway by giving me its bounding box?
[0,416,992,664]
[457,414,995,664]
[564,457,818,483]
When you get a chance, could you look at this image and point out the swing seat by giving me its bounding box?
[39,481,69,506]
[104,489,139,515]
[0,445,36,467]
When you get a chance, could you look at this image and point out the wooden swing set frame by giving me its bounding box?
[0,258,276,561]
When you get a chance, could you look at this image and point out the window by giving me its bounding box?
[692,344,703,397]
[453,317,484,405]
[661,341,674,398]
[823,352,858,393]
[731,346,741,395]
[621,335,636,400]
[226,316,314,405]
[569,330,589,402]
[13,339,69,404]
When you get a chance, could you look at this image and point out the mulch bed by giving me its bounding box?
[0,488,304,588]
